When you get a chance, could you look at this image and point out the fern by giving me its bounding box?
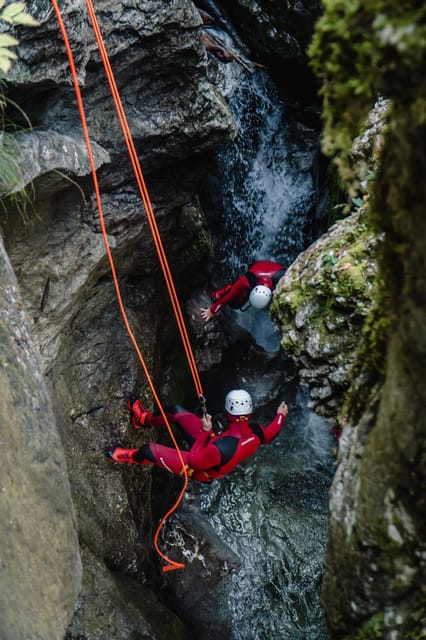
[0,0,39,74]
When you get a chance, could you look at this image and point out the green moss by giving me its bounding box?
[309,238,372,312]
[341,589,426,640]
[309,1,426,426]
[272,212,376,370]
[283,289,304,313]
[309,1,426,194]
[404,585,426,639]
[309,2,426,638]
[340,279,392,421]
[342,612,385,640]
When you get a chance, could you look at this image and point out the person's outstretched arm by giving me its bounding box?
[200,275,249,322]
[260,401,288,444]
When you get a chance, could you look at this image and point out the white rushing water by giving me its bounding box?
[204,66,318,274]
[200,390,334,640]
[202,66,319,352]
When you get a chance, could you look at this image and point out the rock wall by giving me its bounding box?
[220,0,322,64]
[0,1,237,638]
[271,209,377,424]
[219,0,322,96]
[321,114,426,637]
[309,1,426,638]
[0,235,81,640]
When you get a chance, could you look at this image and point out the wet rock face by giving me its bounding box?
[159,497,241,640]
[8,0,234,175]
[0,236,81,640]
[271,211,377,424]
[223,0,322,63]
[308,0,426,633]
[0,1,236,637]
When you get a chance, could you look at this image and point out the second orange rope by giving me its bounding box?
[50,0,192,572]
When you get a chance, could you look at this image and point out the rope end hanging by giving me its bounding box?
[162,562,185,573]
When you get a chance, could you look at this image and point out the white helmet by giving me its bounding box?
[225,389,253,416]
[249,285,272,309]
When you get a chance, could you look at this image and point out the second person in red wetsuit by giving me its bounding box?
[201,260,286,322]
[108,390,288,483]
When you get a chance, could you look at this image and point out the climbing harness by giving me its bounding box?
[50,0,206,572]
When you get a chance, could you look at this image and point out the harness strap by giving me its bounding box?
[179,465,195,477]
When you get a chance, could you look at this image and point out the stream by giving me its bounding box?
[194,16,335,640]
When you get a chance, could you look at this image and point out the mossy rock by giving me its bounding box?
[271,210,376,419]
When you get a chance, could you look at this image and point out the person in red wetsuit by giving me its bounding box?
[200,260,286,322]
[107,390,288,483]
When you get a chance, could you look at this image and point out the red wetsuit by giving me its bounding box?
[210,260,286,315]
[134,406,286,483]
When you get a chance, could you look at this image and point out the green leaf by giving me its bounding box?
[0,56,12,74]
[0,33,19,47]
[0,0,6,10]
[0,47,18,59]
[12,12,39,26]
[1,2,27,21]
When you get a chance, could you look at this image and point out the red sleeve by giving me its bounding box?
[259,413,286,444]
[210,275,250,314]
[188,432,222,470]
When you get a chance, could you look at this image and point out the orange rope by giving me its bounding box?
[85,0,204,400]
[50,0,189,571]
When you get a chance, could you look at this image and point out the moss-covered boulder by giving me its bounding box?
[271,210,377,423]
[309,0,426,638]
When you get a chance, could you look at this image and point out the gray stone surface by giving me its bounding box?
[0,235,81,640]
[224,0,323,63]
[5,130,110,196]
[0,1,237,637]
[271,211,377,423]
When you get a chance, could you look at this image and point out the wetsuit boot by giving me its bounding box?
[107,446,153,465]
[107,448,141,463]
[127,396,148,429]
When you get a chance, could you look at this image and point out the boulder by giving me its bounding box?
[271,210,377,423]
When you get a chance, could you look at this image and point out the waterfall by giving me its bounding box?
[197,21,333,640]
[201,63,320,352]
[204,70,316,278]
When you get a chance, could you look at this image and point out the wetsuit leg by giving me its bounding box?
[133,443,156,463]
[132,444,212,482]
[165,407,203,445]
[144,406,202,445]
[135,443,190,475]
